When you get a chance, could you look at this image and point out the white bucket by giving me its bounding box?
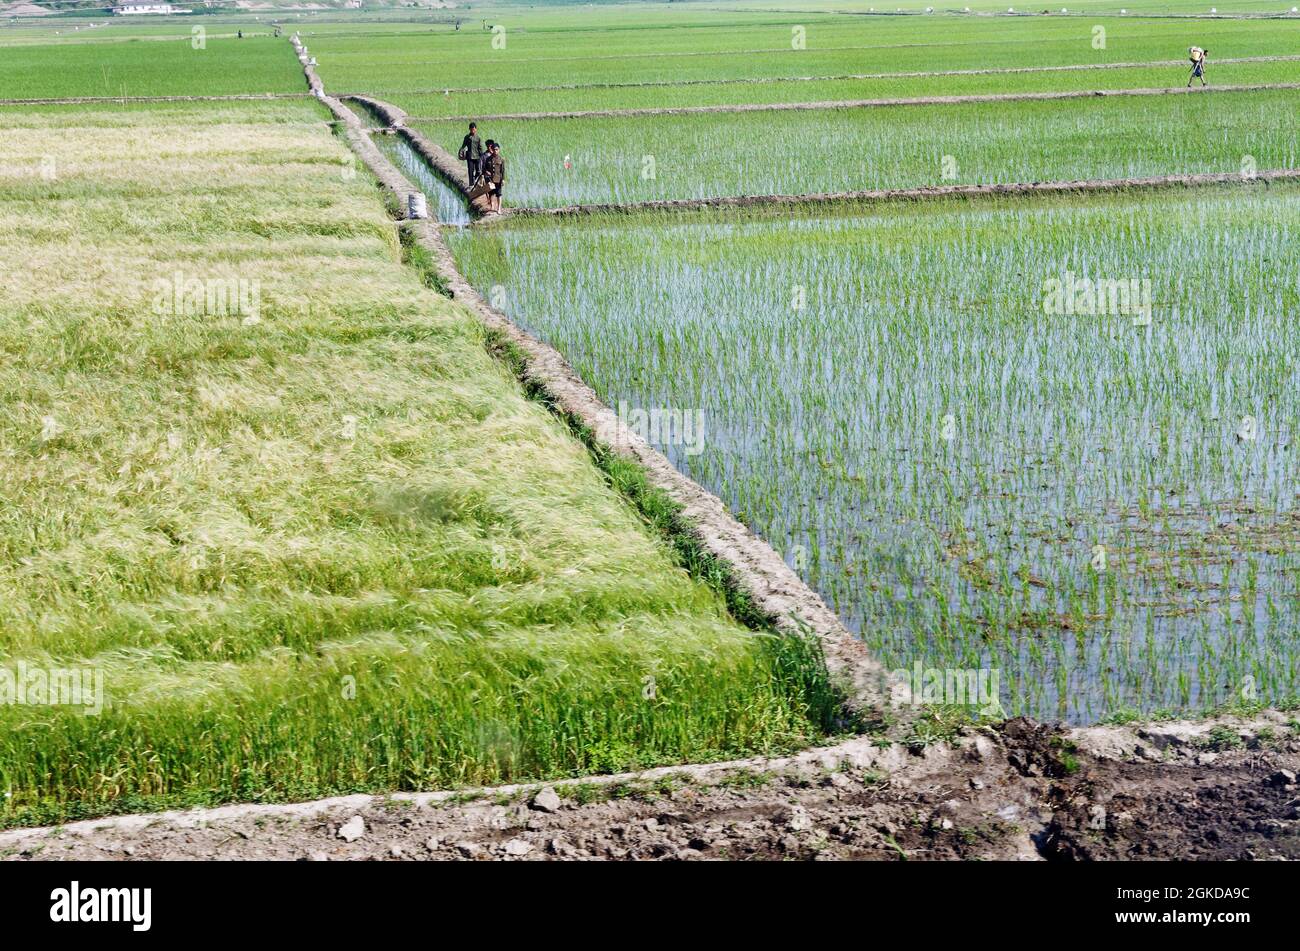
[408,193,429,220]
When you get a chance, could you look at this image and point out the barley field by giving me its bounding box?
[0,99,832,826]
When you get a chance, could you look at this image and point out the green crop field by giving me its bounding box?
[309,12,1299,100]
[0,98,832,826]
[414,88,1298,207]
[386,58,1299,119]
[1,0,1298,833]
[450,184,1300,721]
[0,34,302,99]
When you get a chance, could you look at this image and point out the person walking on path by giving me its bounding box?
[459,122,484,187]
[1188,47,1209,87]
[482,140,506,214]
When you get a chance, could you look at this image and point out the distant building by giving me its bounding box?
[112,1,176,14]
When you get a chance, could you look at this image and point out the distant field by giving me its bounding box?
[451,185,1300,722]
[414,87,1298,206]
[0,35,302,98]
[311,14,1300,96]
[0,99,831,827]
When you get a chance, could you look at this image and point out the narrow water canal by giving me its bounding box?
[372,131,473,227]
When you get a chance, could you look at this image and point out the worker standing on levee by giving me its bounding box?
[482,140,506,214]
[1188,46,1209,87]
[458,122,484,189]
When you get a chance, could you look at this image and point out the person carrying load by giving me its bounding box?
[1188,46,1209,87]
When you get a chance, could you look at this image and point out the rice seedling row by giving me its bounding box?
[413,88,1298,208]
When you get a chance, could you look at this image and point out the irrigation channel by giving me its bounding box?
[341,100,472,226]
[313,80,888,718]
[373,133,472,227]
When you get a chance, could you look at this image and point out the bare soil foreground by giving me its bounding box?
[3,713,1296,862]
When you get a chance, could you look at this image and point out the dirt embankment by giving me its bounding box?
[482,168,1300,222]
[4,714,1297,861]
[293,35,326,99]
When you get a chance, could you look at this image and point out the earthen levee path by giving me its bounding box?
[5,713,1299,861]
[479,168,1300,223]
[408,81,1300,123]
[351,53,1300,99]
[0,93,312,106]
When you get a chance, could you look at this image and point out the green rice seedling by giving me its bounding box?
[311,13,1300,97]
[414,88,1298,207]
[450,184,1300,723]
[386,59,1300,120]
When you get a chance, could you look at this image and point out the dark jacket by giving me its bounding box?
[483,152,505,185]
[460,133,483,161]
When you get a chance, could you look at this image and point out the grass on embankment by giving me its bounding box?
[0,100,837,828]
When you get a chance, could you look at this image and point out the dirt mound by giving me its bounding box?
[1045,718,1300,860]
